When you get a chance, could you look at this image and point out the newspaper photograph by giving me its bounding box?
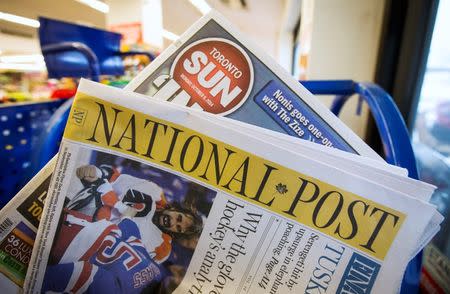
[42,148,216,293]
[24,80,441,293]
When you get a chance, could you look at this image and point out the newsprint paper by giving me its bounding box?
[24,80,441,293]
[126,10,381,159]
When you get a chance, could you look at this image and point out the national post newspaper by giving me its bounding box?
[24,81,437,293]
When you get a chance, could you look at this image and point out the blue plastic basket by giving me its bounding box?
[0,100,64,206]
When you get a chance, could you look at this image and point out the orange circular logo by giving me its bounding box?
[171,38,254,115]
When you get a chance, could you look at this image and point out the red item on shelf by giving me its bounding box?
[50,88,77,99]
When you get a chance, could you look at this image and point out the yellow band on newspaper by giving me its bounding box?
[65,93,405,260]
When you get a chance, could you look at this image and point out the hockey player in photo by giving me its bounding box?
[42,210,166,293]
[67,164,203,264]
[69,164,166,221]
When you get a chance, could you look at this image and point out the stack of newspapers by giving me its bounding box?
[0,11,443,294]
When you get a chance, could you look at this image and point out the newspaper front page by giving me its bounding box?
[126,10,381,159]
[24,81,440,293]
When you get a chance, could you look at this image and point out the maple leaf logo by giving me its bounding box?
[275,183,288,194]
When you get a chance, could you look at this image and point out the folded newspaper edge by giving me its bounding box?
[24,80,441,293]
